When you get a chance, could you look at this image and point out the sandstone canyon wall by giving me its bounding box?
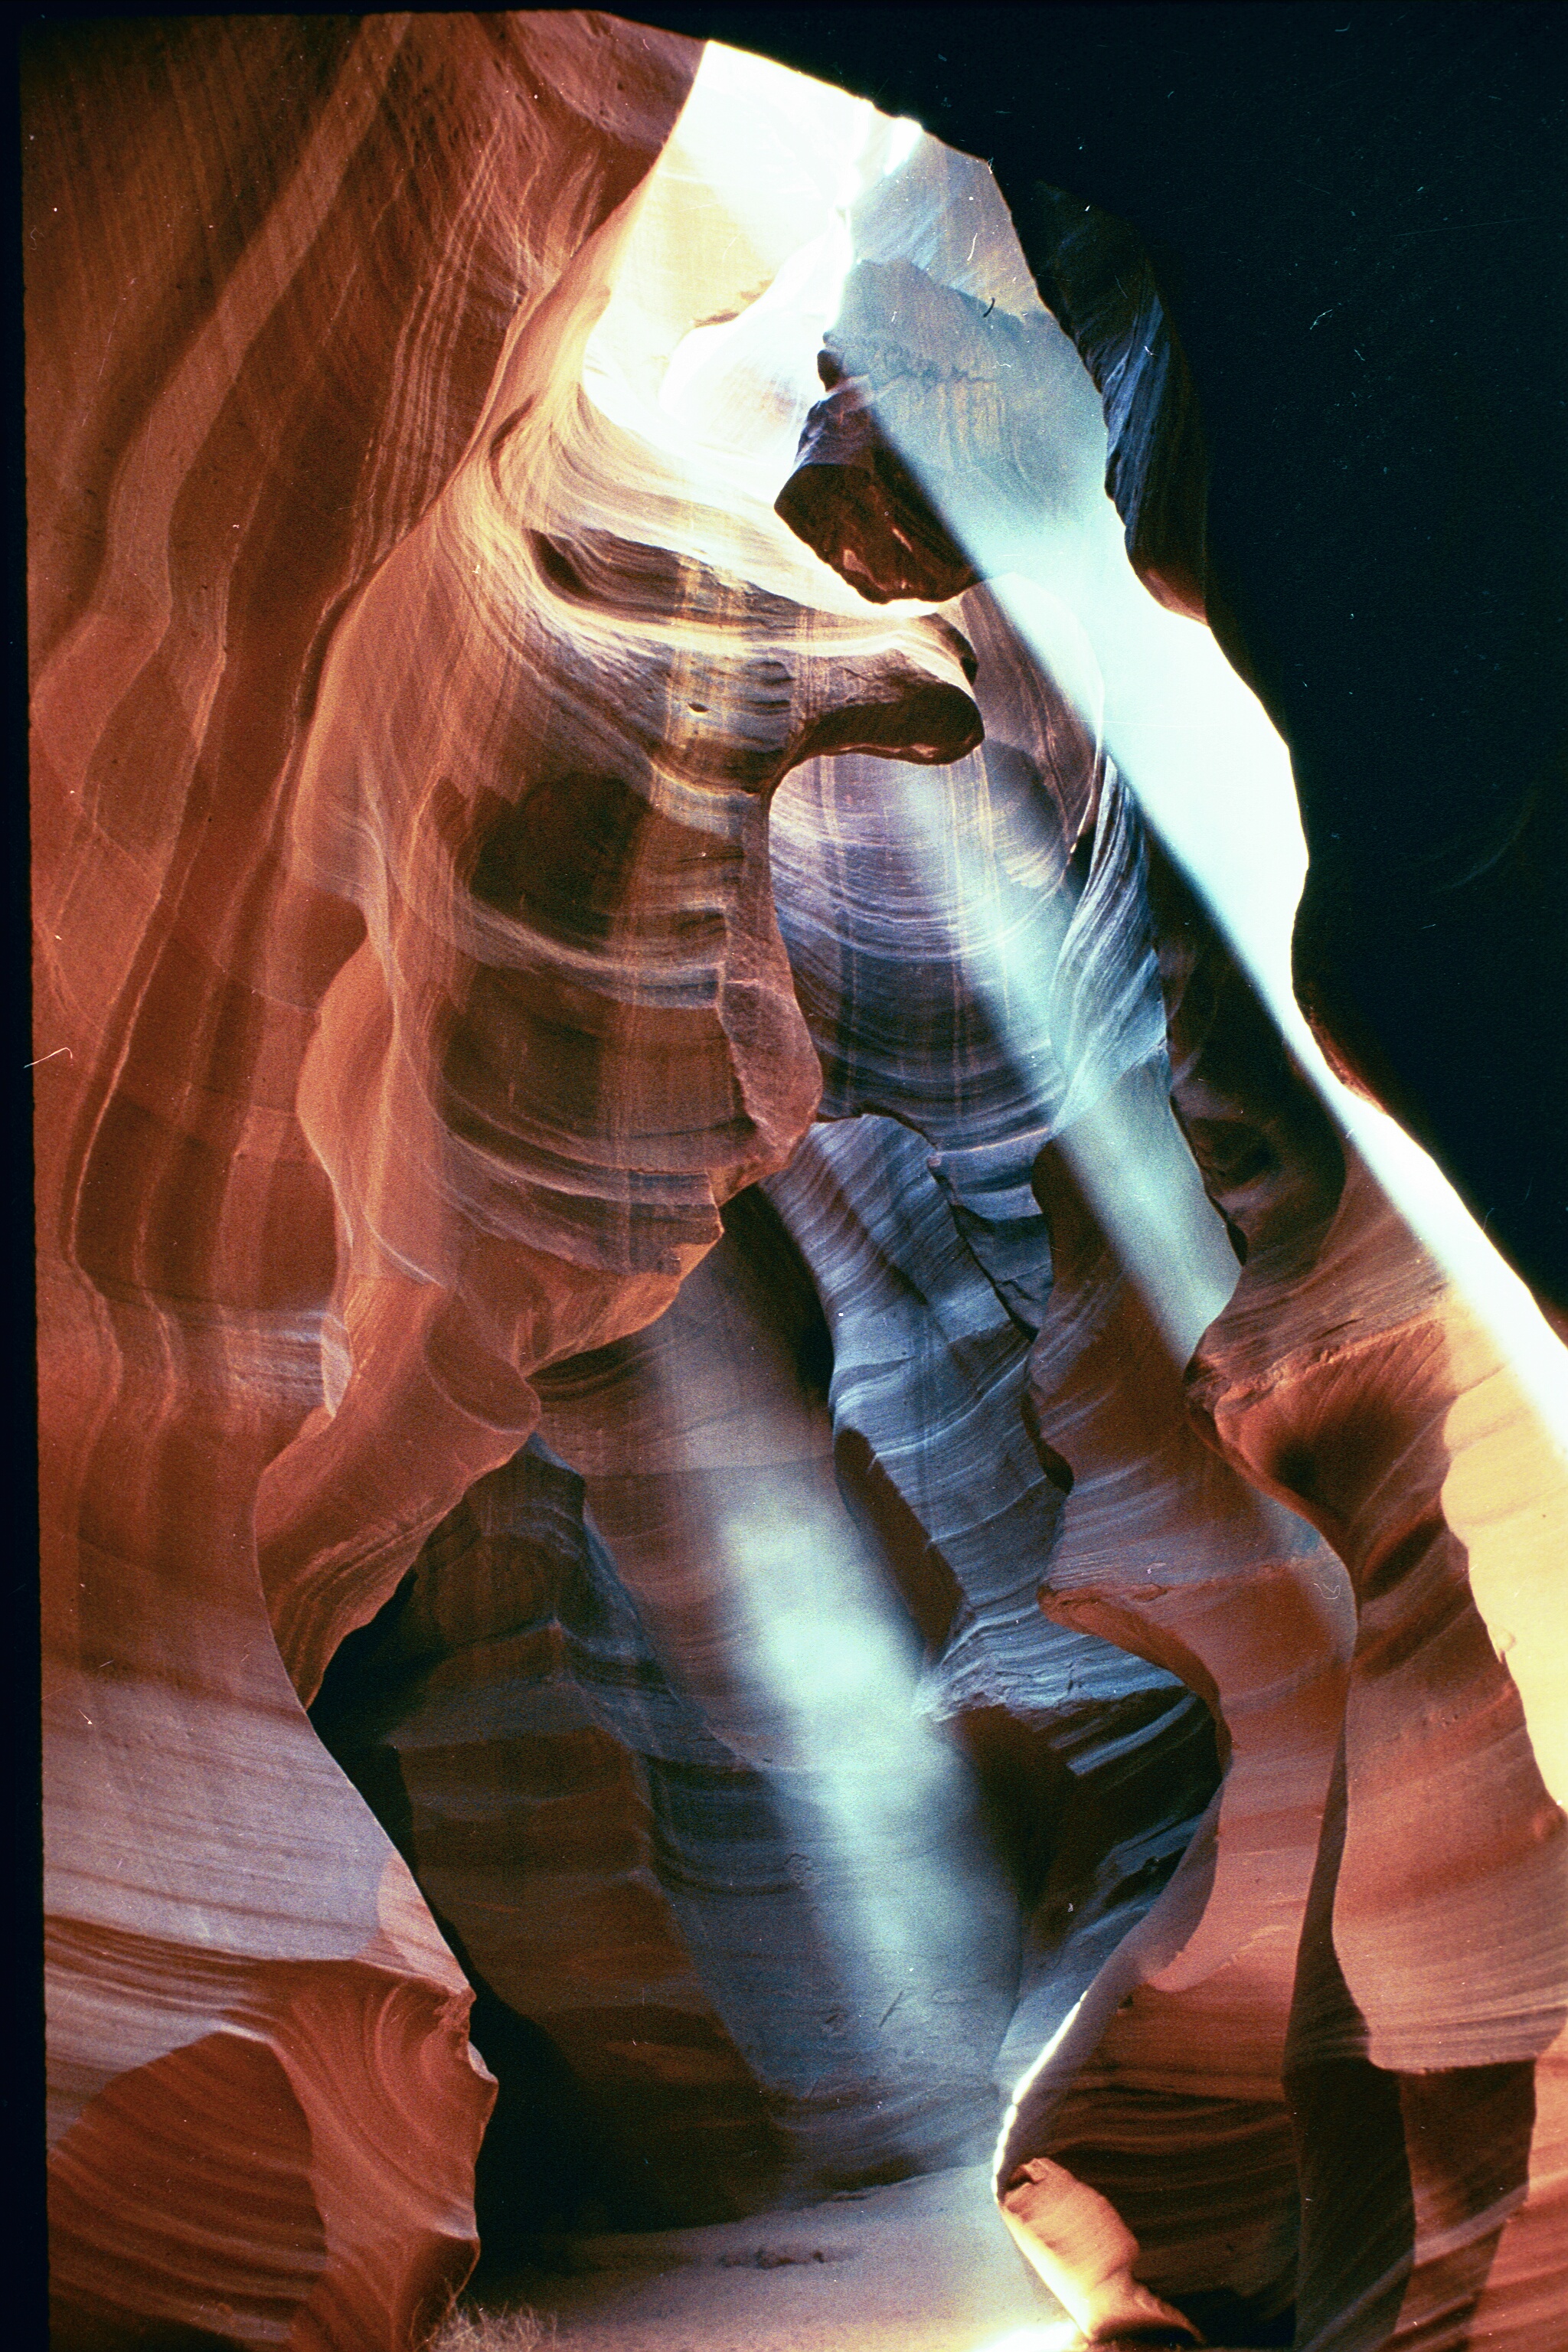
[28,15,1568,2352]
[635,0,1568,1323]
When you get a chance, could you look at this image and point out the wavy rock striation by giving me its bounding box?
[770,108,1567,2352]
[31,15,975,2341]
[647,0,1568,1312]
[31,15,1568,2352]
[29,11,707,2335]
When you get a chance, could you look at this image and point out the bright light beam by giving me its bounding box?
[893,760,1242,1366]
[588,42,1566,1459]
[574,42,1034,2128]
[970,2327,1085,2352]
[992,550,1568,1455]
[571,21,1568,2174]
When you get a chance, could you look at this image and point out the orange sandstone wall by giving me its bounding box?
[31,16,986,2339]
[30,16,1568,2352]
[29,18,697,2343]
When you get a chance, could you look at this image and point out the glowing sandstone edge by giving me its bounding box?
[33,18,970,2341]
[760,80,1568,2352]
[30,16,1568,2350]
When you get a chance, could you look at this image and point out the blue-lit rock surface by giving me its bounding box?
[31,16,1567,2352]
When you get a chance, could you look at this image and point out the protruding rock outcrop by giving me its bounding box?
[771,117,1567,2351]
[31,16,1568,2351]
[31,16,975,2340]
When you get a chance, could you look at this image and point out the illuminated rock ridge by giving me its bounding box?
[28,14,1566,2352]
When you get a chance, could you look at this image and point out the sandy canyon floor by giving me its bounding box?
[436,2164,1078,2351]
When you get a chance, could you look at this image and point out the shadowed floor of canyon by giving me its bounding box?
[31,15,1566,2352]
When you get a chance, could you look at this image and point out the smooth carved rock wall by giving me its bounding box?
[33,14,678,2337]
[632,1,1568,1318]
[29,18,697,2340]
[760,97,1568,2352]
[31,15,969,2342]
[31,15,1568,2352]
[1187,1169,1568,2348]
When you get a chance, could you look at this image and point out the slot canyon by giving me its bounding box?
[27,10,1567,2350]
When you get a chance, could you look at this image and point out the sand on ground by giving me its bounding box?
[441,2162,1078,2351]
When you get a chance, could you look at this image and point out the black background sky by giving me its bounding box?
[8,12,1566,2328]
[626,4,1568,1303]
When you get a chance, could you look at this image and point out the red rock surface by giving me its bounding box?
[760,64,1568,2352]
[30,16,1568,2352]
[29,17,697,2340]
[30,15,987,2341]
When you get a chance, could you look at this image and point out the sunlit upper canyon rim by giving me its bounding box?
[28,10,1568,2352]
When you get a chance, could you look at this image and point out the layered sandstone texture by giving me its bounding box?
[29,15,1568,2352]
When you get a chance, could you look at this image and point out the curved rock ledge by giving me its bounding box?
[29,17,1568,2352]
[32,17,982,2340]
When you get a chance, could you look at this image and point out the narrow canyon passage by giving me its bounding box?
[28,15,1566,2352]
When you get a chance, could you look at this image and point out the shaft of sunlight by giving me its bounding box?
[626,42,1568,1455]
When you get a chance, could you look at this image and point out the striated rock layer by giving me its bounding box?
[761,78,1568,2352]
[30,13,993,2342]
[30,15,962,2340]
[638,0,1568,1318]
[29,17,692,2340]
[30,15,1568,2352]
